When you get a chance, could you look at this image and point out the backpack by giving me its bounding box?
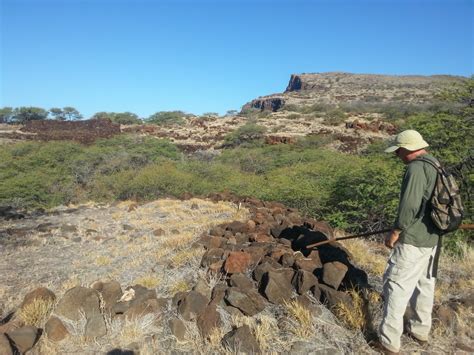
[417,157,464,233]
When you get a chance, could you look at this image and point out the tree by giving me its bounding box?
[50,107,82,120]
[90,111,141,124]
[0,107,14,123]
[12,107,48,123]
[63,107,83,120]
[225,110,239,116]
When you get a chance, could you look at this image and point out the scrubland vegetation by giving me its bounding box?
[0,79,472,256]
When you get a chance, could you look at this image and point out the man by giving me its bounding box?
[377,130,442,354]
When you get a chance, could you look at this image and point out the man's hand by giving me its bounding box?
[385,230,400,249]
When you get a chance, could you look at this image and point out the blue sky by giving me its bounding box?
[1,0,473,118]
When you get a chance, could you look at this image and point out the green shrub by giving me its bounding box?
[223,122,267,148]
[323,109,347,126]
[145,111,188,126]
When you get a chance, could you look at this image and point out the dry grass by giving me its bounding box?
[332,289,366,331]
[342,238,388,277]
[168,279,192,294]
[169,248,204,268]
[18,298,55,327]
[283,300,314,339]
[95,255,112,266]
[134,275,161,289]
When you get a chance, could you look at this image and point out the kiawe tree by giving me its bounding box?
[50,107,83,120]
[12,107,48,123]
[0,107,14,123]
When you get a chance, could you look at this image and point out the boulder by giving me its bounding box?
[224,288,266,316]
[177,291,208,321]
[222,325,260,353]
[223,251,252,274]
[7,326,40,353]
[322,262,348,289]
[45,316,69,342]
[197,304,221,338]
[20,287,56,310]
[55,287,101,321]
[260,269,294,304]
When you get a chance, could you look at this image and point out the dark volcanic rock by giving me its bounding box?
[225,287,266,316]
[222,325,260,353]
[177,291,208,321]
[260,269,294,304]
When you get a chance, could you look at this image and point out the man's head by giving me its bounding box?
[385,130,429,163]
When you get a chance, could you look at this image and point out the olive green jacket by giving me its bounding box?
[394,153,442,248]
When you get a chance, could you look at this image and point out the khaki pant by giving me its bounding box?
[379,242,437,352]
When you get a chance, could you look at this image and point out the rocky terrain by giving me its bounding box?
[0,195,472,354]
[243,72,466,112]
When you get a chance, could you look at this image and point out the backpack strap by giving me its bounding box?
[415,156,443,172]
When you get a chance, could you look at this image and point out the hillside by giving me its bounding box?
[243,72,466,112]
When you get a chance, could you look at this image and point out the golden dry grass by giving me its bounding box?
[95,256,112,266]
[342,238,388,277]
[134,275,161,289]
[283,300,314,339]
[168,279,192,294]
[19,298,55,327]
[169,248,204,268]
[332,289,366,331]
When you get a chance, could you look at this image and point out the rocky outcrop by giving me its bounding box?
[242,96,285,112]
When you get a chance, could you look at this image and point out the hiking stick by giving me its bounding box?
[306,224,474,249]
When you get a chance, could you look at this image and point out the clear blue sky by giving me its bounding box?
[1,0,473,118]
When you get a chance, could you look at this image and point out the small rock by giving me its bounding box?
[210,284,228,307]
[292,270,319,295]
[91,280,123,313]
[260,269,294,304]
[322,262,348,289]
[197,304,221,338]
[125,299,162,320]
[225,287,266,316]
[224,251,252,274]
[222,325,260,353]
[229,273,254,289]
[61,224,77,233]
[0,334,13,355]
[122,224,134,231]
[319,284,352,308]
[192,280,212,301]
[85,314,107,340]
[45,316,69,342]
[168,318,186,342]
[177,291,208,321]
[153,228,165,237]
[201,248,225,267]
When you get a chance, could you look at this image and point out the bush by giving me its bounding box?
[323,109,347,126]
[145,111,188,126]
[223,122,267,148]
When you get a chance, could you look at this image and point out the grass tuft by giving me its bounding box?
[332,289,366,331]
[134,275,161,289]
[19,298,55,327]
[283,300,314,339]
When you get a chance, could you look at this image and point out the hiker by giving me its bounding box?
[377,130,442,354]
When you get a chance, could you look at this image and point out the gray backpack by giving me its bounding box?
[418,157,464,233]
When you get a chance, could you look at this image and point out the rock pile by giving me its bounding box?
[2,194,467,353]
